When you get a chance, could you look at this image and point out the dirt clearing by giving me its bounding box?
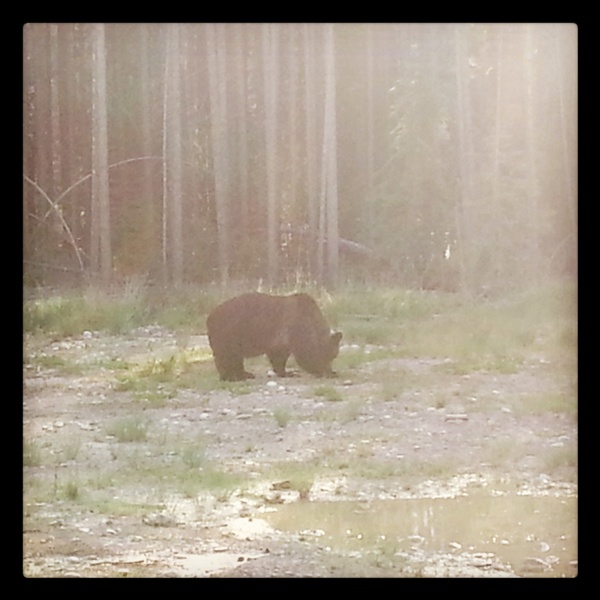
[23,326,577,577]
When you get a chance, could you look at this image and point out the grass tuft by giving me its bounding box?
[314,385,344,402]
[105,415,150,442]
[273,408,292,428]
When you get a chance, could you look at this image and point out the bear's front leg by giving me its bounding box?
[267,350,292,377]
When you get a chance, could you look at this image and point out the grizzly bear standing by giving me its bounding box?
[206,292,343,381]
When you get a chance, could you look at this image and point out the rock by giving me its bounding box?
[271,480,292,491]
[444,414,468,422]
[522,557,550,572]
[538,541,550,553]
[142,513,178,528]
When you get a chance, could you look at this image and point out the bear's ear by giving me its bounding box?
[331,331,343,346]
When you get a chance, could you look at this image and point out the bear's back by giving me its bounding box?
[207,293,294,357]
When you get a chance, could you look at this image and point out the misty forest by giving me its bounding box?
[23,24,578,577]
[23,23,577,295]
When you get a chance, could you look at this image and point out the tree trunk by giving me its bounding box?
[49,24,63,198]
[554,25,577,274]
[365,24,376,249]
[452,26,474,294]
[234,24,250,237]
[169,24,184,285]
[206,24,230,285]
[490,27,505,286]
[139,25,158,278]
[303,24,319,280]
[323,24,339,288]
[262,23,279,286]
[90,23,111,285]
[524,25,542,283]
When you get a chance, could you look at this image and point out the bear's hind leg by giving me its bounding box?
[215,354,254,381]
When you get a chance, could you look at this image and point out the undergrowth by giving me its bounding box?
[23,279,576,374]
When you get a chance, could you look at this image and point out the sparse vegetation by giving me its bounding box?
[23,440,42,467]
[273,408,292,428]
[314,384,344,402]
[515,392,577,416]
[60,436,82,462]
[268,462,317,498]
[63,480,80,501]
[23,280,576,380]
[105,415,150,443]
[23,280,576,577]
[543,446,577,475]
[23,286,147,337]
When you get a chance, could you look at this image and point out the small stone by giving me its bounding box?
[444,413,468,422]
[522,557,550,572]
[538,541,550,553]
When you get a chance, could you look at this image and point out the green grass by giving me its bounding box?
[273,408,292,428]
[266,461,318,497]
[60,436,82,461]
[466,391,577,417]
[514,392,577,416]
[314,384,344,402]
[329,281,576,375]
[23,440,42,467]
[113,347,215,400]
[24,431,249,513]
[105,415,150,442]
[22,281,237,339]
[63,480,80,501]
[23,287,148,337]
[83,498,165,517]
[24,279,576,381]
[543,446,577,473]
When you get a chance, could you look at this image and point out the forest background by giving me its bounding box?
[23,23,577,296]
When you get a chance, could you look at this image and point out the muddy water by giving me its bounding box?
[265,494,577,577]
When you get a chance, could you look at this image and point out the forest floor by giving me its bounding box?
[23,326,577,578]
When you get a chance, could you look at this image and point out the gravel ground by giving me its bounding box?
[23,327,577,577]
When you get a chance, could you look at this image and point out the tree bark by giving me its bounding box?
[169,24,184,285]
[303,24,319,280]
[49,24,63,198]
[262,23,279,286]
[234,24,250,236]
[524,25,542,282]
[452,26,473,294]
[323,24,339,288]
[90,23,111,285]
[206,24,230,285]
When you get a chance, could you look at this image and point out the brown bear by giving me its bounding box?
[206,292,342,381]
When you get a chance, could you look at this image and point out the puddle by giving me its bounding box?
[265,494,577,577]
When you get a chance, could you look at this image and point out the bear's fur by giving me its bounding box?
[206,292,343,381]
